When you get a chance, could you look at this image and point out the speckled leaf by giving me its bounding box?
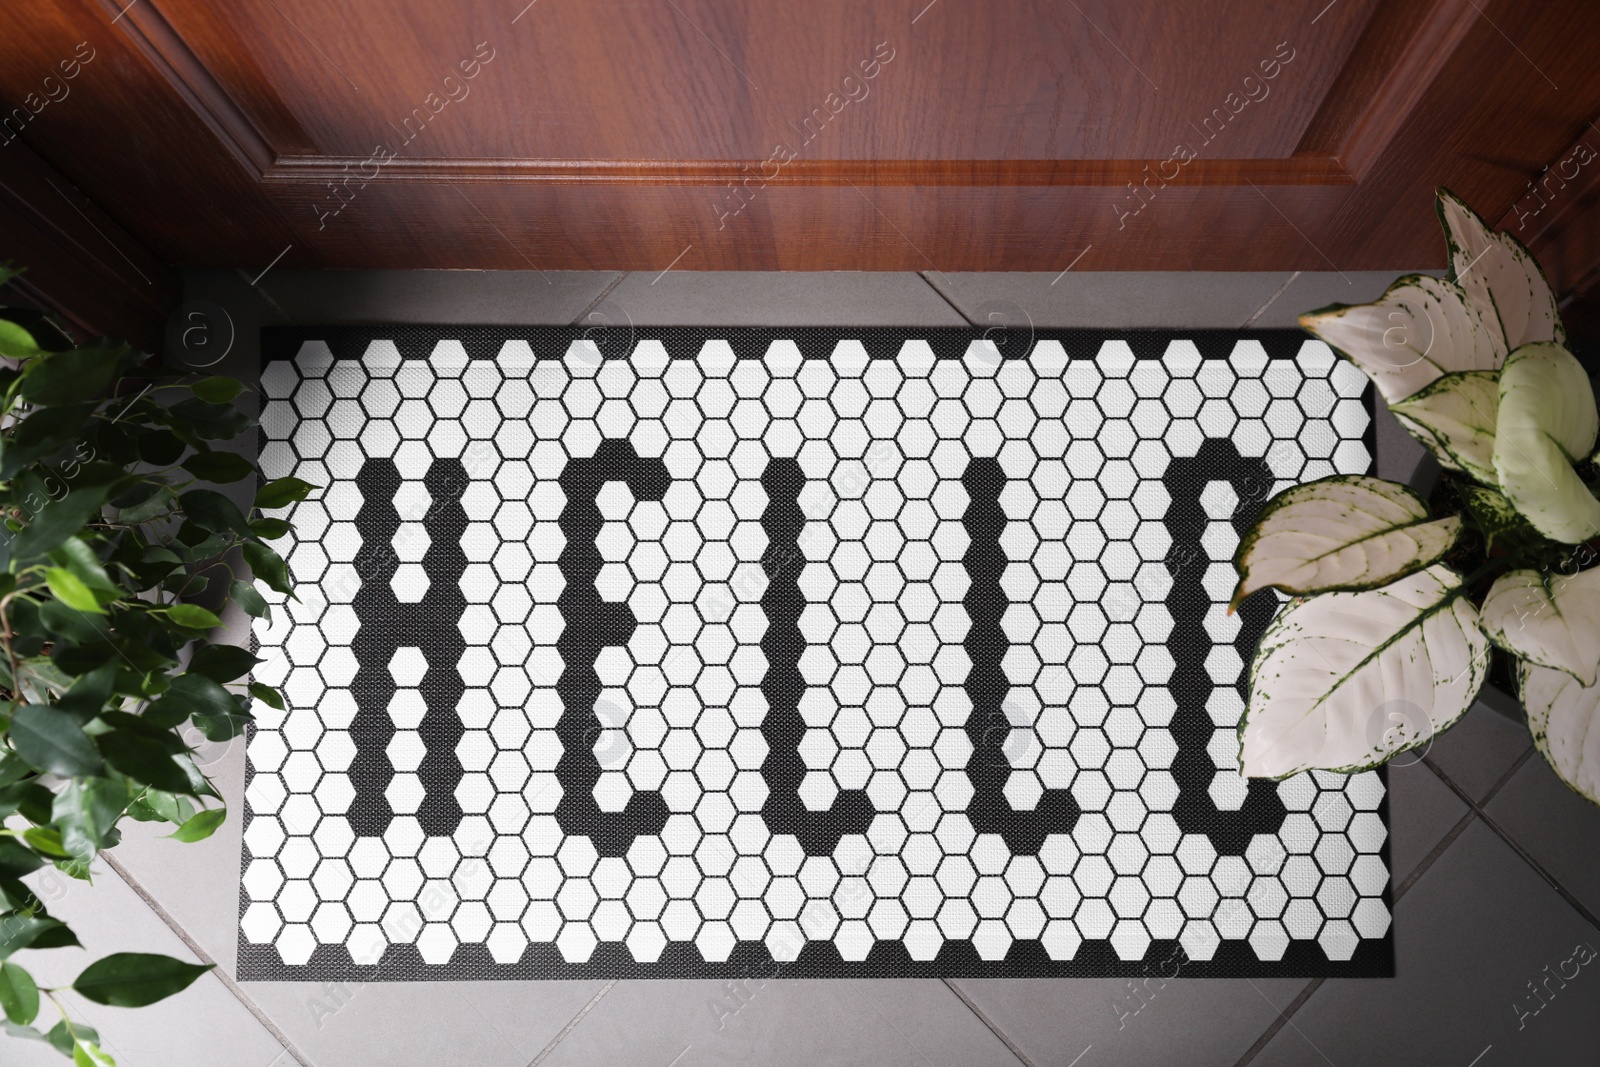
[1240,565,1489,779]
[1300,274,1503,404]
[1482,568,1600,686]
[1231,474,1461,609]
[1493,341,1600,543]
[1437,186,1566,350]
[1519,661,1600,806]
[1389,370,1499,484]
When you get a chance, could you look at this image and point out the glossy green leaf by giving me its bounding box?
[51,777,131,859]
[72,953,213,1007]
[145,672,237,725]
[0,320,40,360]
[180,450,254,484]
[248,517,292,540]
[98,731,191,793]
[254,476,315,510]
[248,681,285,711]
[189,376,243,404]
[74,1040,116,1067]
[177,489,251,536]
[0,961,40,1025]
[9,485,114,561]
[229,579,270,619]
[46,1020,98,1056]
[0,916,65,960]
[44,568,107,615]
[50,537,117,594]
[20,349,120,407]
[167,396,249,440]
[242,542,293,596]
[189,645,259,683]
[9,706,103,777]
[155,604,222,631]
[168,808,225,843]
[0,840,44,880]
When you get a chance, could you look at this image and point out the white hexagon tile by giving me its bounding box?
[237,327,1391,979]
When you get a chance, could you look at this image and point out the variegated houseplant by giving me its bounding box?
[1234,187,1600,806]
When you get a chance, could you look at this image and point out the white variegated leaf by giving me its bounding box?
[1240,565,1489,779]
[1231,475,1461,609]
[1388,370,1498,484]
[1493,341,1600,543]
[1437,186,1566,350]
[1481,568,1600,686]
[1519,661,1600,806]
[1299,274,1504,404]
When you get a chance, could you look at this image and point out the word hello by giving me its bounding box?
[1514,941,1596,1029]
[1,41,97,146]
[1511,141,1598,231]
[313,42,497,229]
[713,41,897,230]
[1113,41,1297,230]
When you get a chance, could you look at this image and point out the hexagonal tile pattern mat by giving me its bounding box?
[238,326,1392,979]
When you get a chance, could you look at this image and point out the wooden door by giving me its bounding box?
[3,0,1600,335]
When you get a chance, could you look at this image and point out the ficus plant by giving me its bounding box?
[0,268,307,1063]
[1234,187,1600,806]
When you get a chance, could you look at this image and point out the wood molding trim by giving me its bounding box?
[0,139,177,349]
[91,0,280,176]
[99,0,1446,193]
[262,154,1357,187]
[1296,0,1480,179]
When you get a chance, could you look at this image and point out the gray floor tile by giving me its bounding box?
[245,268,619,326]
[239,979,604,1067]
[1246,270,1443,328]
[1387,760,1470,883]
[950,975,1309,1067]
[1248,821,1600,1066]
[1374,395,1429,485]
[10,862,299,1067]
[107,719,251,973]
[540,979,1023,1067]
[1424,702,1533,806]
[1487,755,1600,921]
[102,583,256,973]
[602,271,969,326]
[925,272,1293,329]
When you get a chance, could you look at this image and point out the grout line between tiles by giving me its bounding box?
[525,979,616,1067]
[1422,752,1600,933]
[1473,745,1537,809]
[1231,977,1323,1067]
[1234,757,1492,1065]
[939,979,1038,1067]
[919,271,977,325]
[99,851,318,1067]
[1240,271,1301,328]
[1393,808,1478,901]
[567,272,628,327]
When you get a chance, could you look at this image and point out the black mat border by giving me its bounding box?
[241,325,1391,981]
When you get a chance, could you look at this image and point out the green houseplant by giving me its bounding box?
[1234,188,1600,806]
[0,269,306,1063]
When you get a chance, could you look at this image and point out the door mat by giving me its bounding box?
[238,326,1393,980]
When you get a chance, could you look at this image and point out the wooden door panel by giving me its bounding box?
[151,0,1376,162]
[1,0,1598,286]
